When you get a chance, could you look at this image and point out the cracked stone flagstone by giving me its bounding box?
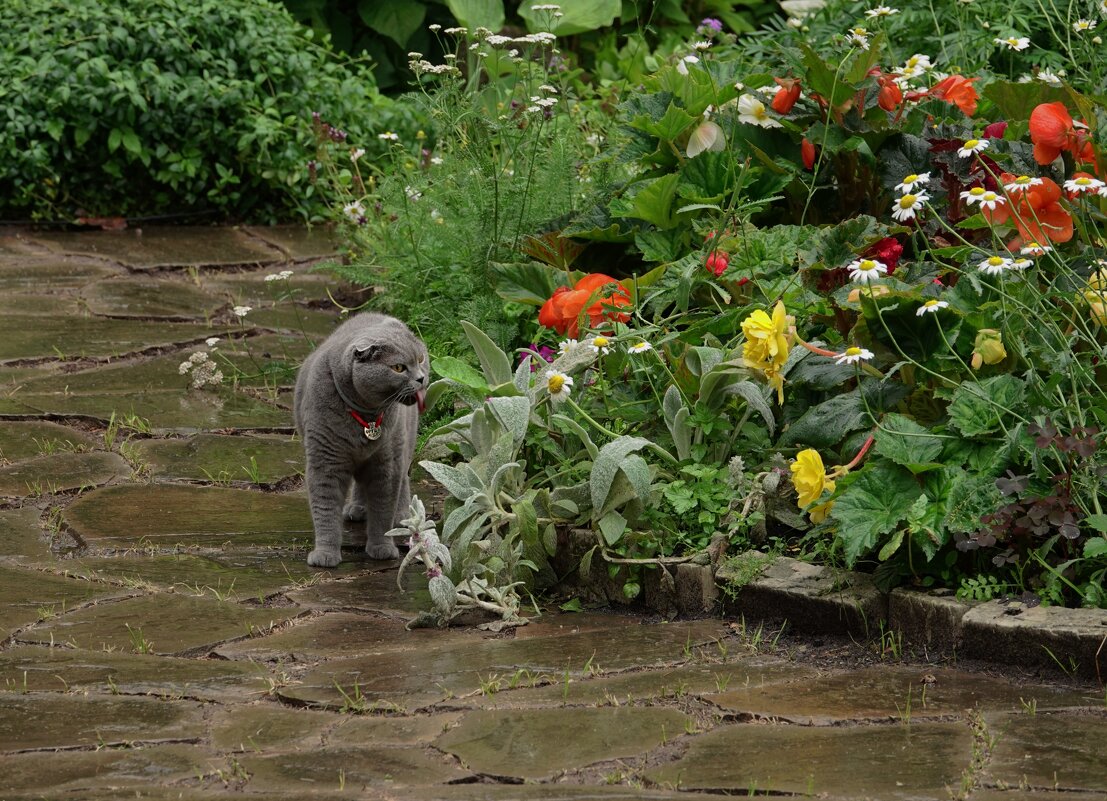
[704,665,1096,723]
[0,316,239,362]
[0,507,52,564]
[986,711,1107,792]
[0,450,130,497]
[19,593,303,656]
[0,745,208,796]
[63,483,313,549]
[0,694,206,752]
[36,227,282,270]
[238,744,471,791]
[645,720,972,797]
[0,644,269,701]
[0,420,99,462]
[0,564,127,639]
[128,433,303,483]
[436,707,691,780]
[243,224,342,260]
[81,277,227,319]
[0,255,117,292]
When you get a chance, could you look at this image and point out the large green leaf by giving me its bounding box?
[461,320,513,387]
[590,436,652,513]
[491,261,566,305]
[779,392,869,450]
[445,0,504,29]
[948,376,1026,437]
[621,173,681,229]
[432,356,490,393]
[875,413,944,471]
[358,0,425,47]
[830,462,922,567]
[518,0,620,35]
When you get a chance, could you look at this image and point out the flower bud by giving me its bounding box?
[971,328,1007,369]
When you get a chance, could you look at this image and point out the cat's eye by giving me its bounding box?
[390,364,407,373]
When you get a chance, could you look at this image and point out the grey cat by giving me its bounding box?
[293,312,428,567]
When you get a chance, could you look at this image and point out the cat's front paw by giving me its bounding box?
[342,502,367,522]
[307,547,342,568]
[365,541,400,561]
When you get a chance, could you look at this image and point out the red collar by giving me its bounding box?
[349,408,384,440]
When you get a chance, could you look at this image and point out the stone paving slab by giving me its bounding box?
[0,507,51,565]
[81,276,228,319]
[243,224,342,261]
[437,707,691,780]
[986,711,1107,792]
[0,419,100,462]
[390,789,696,801]
[18,593,303,656]
[0,644,269,701]
[238,744,471,792]
[129,433,303,483]
[0,744,210,796]
[0,450,130,497]
[0,693,206,751]
[704,665,1097,724]
[645,720,972,797]
[36,227,282,269]
[0,293,82,316]
[0,316,238,362]
[0,564,127,640]
[0,255,118,291]
[64,483,313,550]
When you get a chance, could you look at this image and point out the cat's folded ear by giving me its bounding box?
[353,343,381,362]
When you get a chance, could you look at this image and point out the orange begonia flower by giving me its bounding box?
[771,78,801,115]
[801,137,816,170]
[1029,102,1096,165]
[984,173,1073,247]
[876,76,903,112]
[537,273,631,338]
[929,75,979,117]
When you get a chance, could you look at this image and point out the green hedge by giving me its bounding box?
[0,0,412,222]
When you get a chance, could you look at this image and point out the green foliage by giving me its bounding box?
[0,0,407,222]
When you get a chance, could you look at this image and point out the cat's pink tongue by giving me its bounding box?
[417,389,426,414]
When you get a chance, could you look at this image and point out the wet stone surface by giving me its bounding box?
[0,225,1099,801]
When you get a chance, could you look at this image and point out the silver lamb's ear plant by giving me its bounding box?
[388,495,527,629]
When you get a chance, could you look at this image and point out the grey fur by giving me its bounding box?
[293,312,428,567]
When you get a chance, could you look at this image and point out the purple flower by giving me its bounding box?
[426,565,442,578]
[698,17,723,33]
[522,344,556,371]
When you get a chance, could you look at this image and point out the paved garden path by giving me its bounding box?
[0,226,1104,800]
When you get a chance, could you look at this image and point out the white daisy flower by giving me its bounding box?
[975,190,1005,210]
[865,6,899,17]
[1064,175,1106,194]
[892,192,929,221]
[557,338,578,355]
[916,299,949,316]
[676,54,699,76]
[350,148,365,162]
[628,341,653,354]
[692,40,713,51]
[1010,257,1033,270]
[1035,69,1063,86]
[902,53,932,72]
[545,370,573,403]
[736,94,783,128]
[835,346,874,365]
[957,138,990,158]
[846,27,871,48]
[1073,19,1096,32]
[588,335,613,355]
[377,131,399,141]
[978,255,1014,275]
[1003,175,1043,192]
[1021,242,1052,256]
[847,258,889,283]
[232,305,252,318]
[343,200,366,223]
[994,36,1030,50]
[430,155,444,166]
[895,172,930,192]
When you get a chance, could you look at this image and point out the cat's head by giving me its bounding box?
[346,337,429,413]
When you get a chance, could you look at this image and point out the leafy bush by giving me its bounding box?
[0,0,418,222]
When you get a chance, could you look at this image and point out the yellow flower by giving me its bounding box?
[970,328,1007,369]
[790,448,836,509]
[808,499,835,524]
[742,301,792,401]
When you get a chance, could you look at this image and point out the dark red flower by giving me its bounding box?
[864,237,903,272]
[705,251,729,277]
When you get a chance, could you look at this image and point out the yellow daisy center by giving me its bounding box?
[1075,177,1092,185]
[899,194,917,208]
[923,299,940,308]
[845,347,863,357]
[987,256,1005,266]
[592,336,609,348]
[860,259,877,270]
[968,187,985,196]
[964,139,980,148]
[548,374,565,393]
[983,192,998,200]
[904,173,919,183]
[1014,176,1031,184]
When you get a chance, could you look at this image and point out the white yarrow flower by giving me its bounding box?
[232,305,252,318]
[205,337,221,347]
